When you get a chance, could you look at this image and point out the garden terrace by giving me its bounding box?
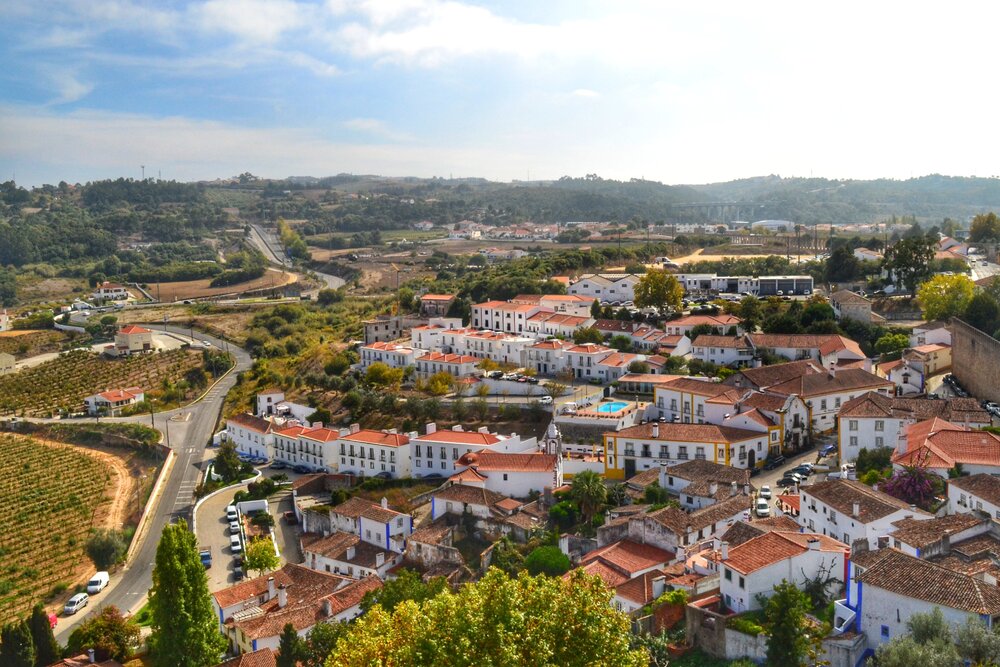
[0,434,113,623]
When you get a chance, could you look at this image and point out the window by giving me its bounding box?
[724,569,732,581]
[686,496,693,504]
[739,576,745,589]
[875,436,883,447]
[850,436,858,447]
[835,397,841,408]
[849,420,858,431]
[503,473,508,481]
[821,399,827,410]
[881,625,890,640]
[875,420,884,431]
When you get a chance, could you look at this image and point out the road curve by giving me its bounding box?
[54,326,252,643]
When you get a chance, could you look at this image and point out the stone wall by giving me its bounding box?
[951,318,1000,404]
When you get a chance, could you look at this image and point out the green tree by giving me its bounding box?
[609,334,633,352]
[688,323,717,340]
[964,291,1000,333]
[213,440,243,482]
[738,295,762,333]
[572,326,605,344]
[86,528,127,570]
[0,620,34,667]
[917,274,975,321]
[277,622,304,667]
[764,580,811,667]
[28,603,60,667]
[825,245,860,282]
[488,536,526,575]
[571,470,608,524]
[360,568,448,614]
[245,536,280,577]
[969,211,1000,243]
[149,519,228,667]
[364,362,404,389]
[590,299,602,318]
[954,615,1000,664]
[426,371,454,396]
[328,569,648,666]
[874,333,909,356]
[302,621,348,667]
[882,236,936,294]
[634,269,683,314]
[874,608,960,667]
[524,545,571,577]
[66,606,140,663]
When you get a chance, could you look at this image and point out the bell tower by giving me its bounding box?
[543,421,563,457]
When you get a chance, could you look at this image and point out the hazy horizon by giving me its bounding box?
[3,1,1000,188]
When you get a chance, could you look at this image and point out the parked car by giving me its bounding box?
[226,505,238,521]
[64,593,89,615]
[755,498,771,518]
[538,395,553,405]
[233,566,244,581]
[763,455,786,470]
[230,535,243,553]
[819,444,837,458]
[283,510,298,524]
[758,485,772,500]
[293,464,312,474]
[270,461,286,470]
[791,464,814,477]
[229,521,240,535]
[778,472,803,487]
[199,546,212,568]
[86,572,109,594]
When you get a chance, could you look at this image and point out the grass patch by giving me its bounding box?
[132,602,153,627]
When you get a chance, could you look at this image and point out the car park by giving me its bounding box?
[86,572,109,594]
[755,498,771,517]
[64,593,89,615]
[778,472,803,487]
[758,485,772,500]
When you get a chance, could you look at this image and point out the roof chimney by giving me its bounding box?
[652,575,667,599]
[828,361,836,377]
[350,423,360,434]
[852,502,860,518]
[730,481,738,496]
[426,422,437,434]
[381,497,388,509]
[478,426,489,434]
[376,552,385,567]
[347,545,356,560]
[709,481,718,496]
[312,421,323,429]
[88,649,95,664]
[720,541,729,560]
[453,424,464,432]
[323,598,333,617]
[267,576,276,600]
[743,483,750,496]
[807,538,820,551]
[277,584,287,608]
[652,423,659,438]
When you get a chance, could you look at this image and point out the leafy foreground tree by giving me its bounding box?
[301,621,349,667]
[245,536,280,577]
[149,519,228,667]
[0,620,35,667]
[328,568,648,666]
[764,580,814,667]
[916,274,975,321]
[634,269,683,315]
[28,602,60,667]
[873,607,1000,667]
[524,545,571,577]
[360,568,448,614]
[67,606,140,663]
[277,623,305,667]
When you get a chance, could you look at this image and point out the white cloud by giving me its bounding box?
[44,70,94,105]
[191,0,310,44]
[571,89,599,98]
[342,117,411,141]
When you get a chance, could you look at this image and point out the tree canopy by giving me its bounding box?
[633,269,683,314]
[882,236,936,294]
[916,274,975,321]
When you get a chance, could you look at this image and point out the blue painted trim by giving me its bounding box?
[916,547,921,558]
[846,563,851,608]
[854,581,863,634]
[385,522,390,549]
[252,639,257,652]
[431,497,436,520]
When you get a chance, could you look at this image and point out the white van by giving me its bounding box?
[230,534,242,553]
[87,571,110,594]
[64,593,89,615]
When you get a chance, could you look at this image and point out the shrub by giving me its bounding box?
[86,529,127,570]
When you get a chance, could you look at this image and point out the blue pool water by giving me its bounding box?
[595,401,629,413]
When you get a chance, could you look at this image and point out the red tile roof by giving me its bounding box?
[118,324,151,334]
[579,539,674,577]
[417,352,478,364]
[300,427,340,442]
[611,422,765,444]
[659,376,734,397]
[228,413,275,434]
[456,450,557,473]
[766,368,892,398]
[669,314,743,327]
[615,568,671,605]
[894,418,1000,470]
[216,648,276,667]
[421,294,455,301]
[950,474,1000,507]
[416,429,501,445]
[723,531,847,575]
[341,429,410,447]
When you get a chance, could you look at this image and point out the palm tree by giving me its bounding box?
[571,470,608,524]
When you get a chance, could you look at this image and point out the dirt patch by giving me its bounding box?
[150,268,297,302]
[16,276,87,303]
[0,330,38,338]
[0,330,70,357]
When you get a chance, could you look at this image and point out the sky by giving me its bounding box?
[2,1,1000,187]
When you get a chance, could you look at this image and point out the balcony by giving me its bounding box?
[832,600,856,635]
[695,454,707,460]
[677,453,689,460]
[624,449,636,457]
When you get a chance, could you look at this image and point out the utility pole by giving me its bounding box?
[141,165,145,180]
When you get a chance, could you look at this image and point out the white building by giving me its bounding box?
[798,479,932,550]
[524,339,575,375]
[409,319,463,350]
[762,366,894,432]
[91,281,131,301]
[690,334,754,366]
[659,459,753,511]
[470,300,544,334]
[84,387,145,416]
[451,450,561,498]
[0,310,10,332]
[301,532,400,580]
[568,273,641,303]
[893,417,1000,478]
[747,334,869,369]
[719,531,848,613]
[949,474,1000,519]
[430,483,508,521]
[415,352,479,379]
[107,324,153,357]
[565,343,615,381]
[841,549,1000,652]
[662,314,744,337]
[319,496,413,554]
[335,427,412,478]
[653,376,735,424]
[524,312,594,338]
[412,423,538,479]
[909,320,951,348]
[358,341,424,370]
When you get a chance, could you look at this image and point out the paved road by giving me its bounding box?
[54,326,252,643]
[248,222,346,292]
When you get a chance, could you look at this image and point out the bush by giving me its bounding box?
[86,529,127,570]
[524,546,571,577]
[728,614,767,636]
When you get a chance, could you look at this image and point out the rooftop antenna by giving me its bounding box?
[141,165,145,180]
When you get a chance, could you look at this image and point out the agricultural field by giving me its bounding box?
[150,268,297,302]
[0,330,71,358]
[0,434,117,623]
[0,348,205,417]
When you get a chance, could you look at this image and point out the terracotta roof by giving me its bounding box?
[117,324,150,334]
[950,474,1000,507]
[648,493,753,535]
[777,494,800,513]
[723,531,848,575]
[909,343,950,354]
[664,459,751,485]
[895,418,1000,469]
[692,334,752,349]
[838,391,894,418]
[839,392,990,424]
[566,343,614,354]
[341,429,410,447]
[579,539,674,577]
[626,468,662,489]
[416,429,501,446]
[668,314,743,327]
[724,360,822,389]
[300,426,341,443]
[363,341,414,352]
[615,568,671,605]
[212,562,350,610]
[274,424,307,438]
[456,450,557,473]
[228,413,275,434]
[449,467,488,484]
[800,479,928,522]
[594,319,636,333]
[749,333,852,352]
[831,290,871,305]
[408,520,453,545]
[331,497,405,523]
[719,516,802,548]
[740,392,790,412]
[618,373,681,386]
[417,352,478,364]
[572,559,629,589]
[889,513,984,549]
[421,294,455,301]
[598,352,640,368]
[235,576,382,640]
[658,376,735,397]
[611,422,766,444]
[216,649,277,667]
[96,387,142,402]
[530,339,575,350]
[300,531,392,568]
[51,656,123,667]
[766,368,892,398]
[433,483,507,508]
[857,549,1000,614]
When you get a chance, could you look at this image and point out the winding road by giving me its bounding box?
[247,222,346,292]
[53,326,252,643]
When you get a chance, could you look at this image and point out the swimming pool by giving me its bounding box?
[595,401,630,413]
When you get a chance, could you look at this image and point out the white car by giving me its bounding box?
[230,534,243,553]
[229,521,241,535]
[64,593,89,615]
[86,571,109,594]
[538,396,553,405]
[226,505,238,522]
[755,498,771,518]
[758,485,772,500]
